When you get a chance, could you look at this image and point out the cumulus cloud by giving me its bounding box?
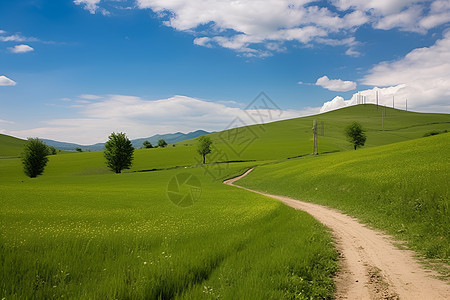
[124,1,450,56]
[8,44,34,53]
[0,76,16,86]
[8,94,320,144]
[320,30,450,113]
[316,76,357,92]
[362,30,450,109]
[320,85,407,113]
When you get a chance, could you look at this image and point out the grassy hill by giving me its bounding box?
[0,104,448,298]
[123,104,450,171]
[0,134,26,158]
[237,133,450,260]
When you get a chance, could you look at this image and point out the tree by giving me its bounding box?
[22,138,50,178]
[197,136,212,164]
[75,147,83,152]
[143,140,153,149]
[48,146,57,155]
[158,139,168,148]
[104,132,134,173]
[345,122,366,150]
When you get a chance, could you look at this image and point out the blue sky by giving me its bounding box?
[1,0,449,144]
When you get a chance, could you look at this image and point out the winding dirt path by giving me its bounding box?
[224,168,449,299]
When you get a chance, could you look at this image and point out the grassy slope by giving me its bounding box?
[1,105,449,298]
[0,154,337,298]
[237,134,450,260]
[145,104,450,168]
[0,134,26,157]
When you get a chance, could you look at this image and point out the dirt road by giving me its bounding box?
[224,168,449,299]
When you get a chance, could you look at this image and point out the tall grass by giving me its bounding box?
[238,134,450,260]
[0,161,337,299]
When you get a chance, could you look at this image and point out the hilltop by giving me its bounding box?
[0,134,26,158]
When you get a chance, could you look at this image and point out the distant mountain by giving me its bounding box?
[41,130,210,151]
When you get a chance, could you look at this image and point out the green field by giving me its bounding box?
[237,133,450,260]
[0,134,26,158]
[0,157,338,298]
[1,104,449,298]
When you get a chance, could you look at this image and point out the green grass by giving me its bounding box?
[1,104,449,298]
[0,154,338,299]
[0,134,26,158]
[129,105,450,168]
[237,133,450,260]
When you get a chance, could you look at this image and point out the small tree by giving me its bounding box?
[75,147,83,152]
[22,138,50,178]
[104,132,134,173]
[345,122,366,150]
[48,146,57,155]
[143,140,153,148]
[158,139,168,148]
[197,136,212,164]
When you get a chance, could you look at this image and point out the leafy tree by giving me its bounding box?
[75,147,83,152]
[197,136,212,164]
[48,146,57,155]
[22,138,50,178]
[104,132,134,173]
[345,122,366,150]
[143,140,153,148]
[158,139,168,148]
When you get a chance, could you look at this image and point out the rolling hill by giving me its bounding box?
[0,104,448,298]
[0,134,26,158]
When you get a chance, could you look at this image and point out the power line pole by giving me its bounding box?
[312,119,318,155]
[376,91,379,110]
[406,98,408,111]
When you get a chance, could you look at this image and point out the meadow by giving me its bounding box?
[0,156,338,299]
[1,104,449,298]
[237,133,450,261]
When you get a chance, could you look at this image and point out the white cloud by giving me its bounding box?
[0,76,16,86]
[320,85,407,113]
[135,0,370,56]
[345,47,361,57]
[374,5,424,33]
[80,94,103,100]
[420,0,450,29]
[8,44,34,53]
[8,94,320,144]
[73,0,109,15]
[0,30,5,34]
[0,34,39,42]
[362,30,450,109]
[0,119,15,124]
[127,1,450,56]
[316,76,357,92]
[320,30,450,113]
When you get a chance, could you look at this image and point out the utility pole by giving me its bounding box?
[406,98,408,111]
[376,91,379,110]
[312,119,318,155]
